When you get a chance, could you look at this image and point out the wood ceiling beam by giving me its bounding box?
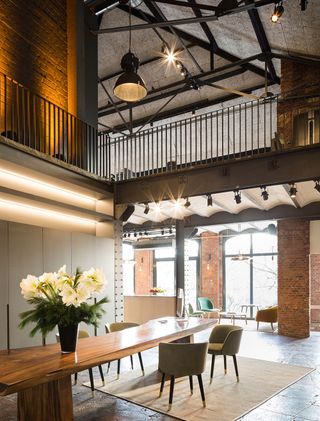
[114,145,320,204]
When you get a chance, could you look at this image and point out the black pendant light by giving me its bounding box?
[113,4,147,102]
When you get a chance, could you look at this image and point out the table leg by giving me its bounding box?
[17,375,73,421]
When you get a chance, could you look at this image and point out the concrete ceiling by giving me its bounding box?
[126,180,320,225]
[94,0,320,132]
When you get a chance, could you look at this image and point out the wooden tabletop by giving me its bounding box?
[0,317,215,396]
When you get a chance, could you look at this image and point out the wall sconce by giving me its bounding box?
[139,257,144,272]
[206,254,212,271]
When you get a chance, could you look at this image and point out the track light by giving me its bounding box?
[162,44,177,64]
[144,231,148,236]
[144,203,150,214]
[271,1,284,23]
[261,186,269,201]
[289,183,297,198]
[169,227,173,234]
[314,180,320,193]
[180,67,187,77]
[184,197,191,208]
[139,231,143,236]
[161,229,164,235]
[128,233,131,238]
[134,231,137,237]
[234,189,241,204]
[123,233,127,238]
[207,194,213,207]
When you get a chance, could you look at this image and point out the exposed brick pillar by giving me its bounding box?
[310,254,320,330]
[134,250,153,295]
[277,59,320,148]
[278,219,310,338]
[199,232,222,308]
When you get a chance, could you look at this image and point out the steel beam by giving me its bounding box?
[114,145,320,204]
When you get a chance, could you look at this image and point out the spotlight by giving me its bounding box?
[315,180,320,193]
[271,1,284,23]
[176,61,183,69]
[180,67,187,77]
[128,233,131,238]
[234,189,241,204]
[207,193,213,207]
[289,183,297,198]
[139,231,143,236]
[184,197,191,208]
[162,44,177,64]
[144,231,148,236]
[134,231,137,237]
[261,186,269,201]
[161,229,164,235]
[169,227,173,234]
[144,203,150,214]
[123,233,127,238]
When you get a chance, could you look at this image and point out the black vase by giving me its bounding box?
[58,324,79,353]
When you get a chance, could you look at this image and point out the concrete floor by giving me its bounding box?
[1,322,320,421]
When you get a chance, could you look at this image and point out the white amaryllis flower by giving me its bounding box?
[20,275,40,299]
[81,268,106,293]
[60,283,91,307]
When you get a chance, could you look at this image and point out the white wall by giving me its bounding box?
[310,220,320,254]
[0,221,114,350]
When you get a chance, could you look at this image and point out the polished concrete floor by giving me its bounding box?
[1,321,320,421]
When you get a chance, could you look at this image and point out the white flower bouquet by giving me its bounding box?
[19,265,108,338]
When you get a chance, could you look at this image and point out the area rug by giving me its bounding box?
[84,357,313,421]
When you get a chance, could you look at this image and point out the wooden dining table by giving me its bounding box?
[0,317,216,421]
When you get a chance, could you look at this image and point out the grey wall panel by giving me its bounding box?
[43,229,72,344]
[8,223,43,348]
[95,237,115,334]
[0,221,9,350]
[72,233,97,336]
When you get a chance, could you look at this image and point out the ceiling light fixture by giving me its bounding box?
[113,5,147,102]
[289,183,297,198]
[271,1,284,23]
[144,203,150,214]
[234,189,241,204]
[207,194,213,207]
[314,180,320,193]
[261,186,269,201]
[184,197,191,208]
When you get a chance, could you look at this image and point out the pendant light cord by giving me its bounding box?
[129,3,132,52]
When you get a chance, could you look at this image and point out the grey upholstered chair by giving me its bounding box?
[208,325,243,384]
[56,329,104,396]
[105,322,144,378]
[158,342,208,411]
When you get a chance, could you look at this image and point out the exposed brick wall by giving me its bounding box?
[278,219,310,338]
[0,0,68,109]
[310,254,320,331]
[277,59,320,148]
[199,232,222,308]
[134,250,153,295]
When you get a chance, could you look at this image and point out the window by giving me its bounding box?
[155,247,175,295]
[123,243,134,295]
[224,231,277,317]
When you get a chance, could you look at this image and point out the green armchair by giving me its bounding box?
[186,303,205,318]
[208,325,243,384]
[197,297,220,318]
[256,306,278,331]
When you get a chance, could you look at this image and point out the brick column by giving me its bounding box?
[278,219,310,338]
[310,254,320,330]
[134,250,153,295]
[199,232,222,308]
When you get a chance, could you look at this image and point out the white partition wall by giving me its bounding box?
[0,221,115,350]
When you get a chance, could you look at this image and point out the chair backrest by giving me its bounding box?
[209,325,243,355]
[159,342,208,377]
[188,303,194,315]
[198,297,213,311]
[105,322,139,333]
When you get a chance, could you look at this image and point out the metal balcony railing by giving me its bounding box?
[0,73,99,175]
[100,96,280,181]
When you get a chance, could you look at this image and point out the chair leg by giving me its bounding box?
[189,375,193,395]
[168,375,175,411]
[159,372,165,397]
[233,355,239,382]
[107,362,111,373]
[257,321,259,330]
[98,365,105,386]
[210,354,215,384]
[197,374,206,407]
[223,355,227,374]
[117,359,121,380]
[138,352,145,376]
[74,372,78,385]
[271,322,274,331]
[130,355,134,370]
[88,368,95,397]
